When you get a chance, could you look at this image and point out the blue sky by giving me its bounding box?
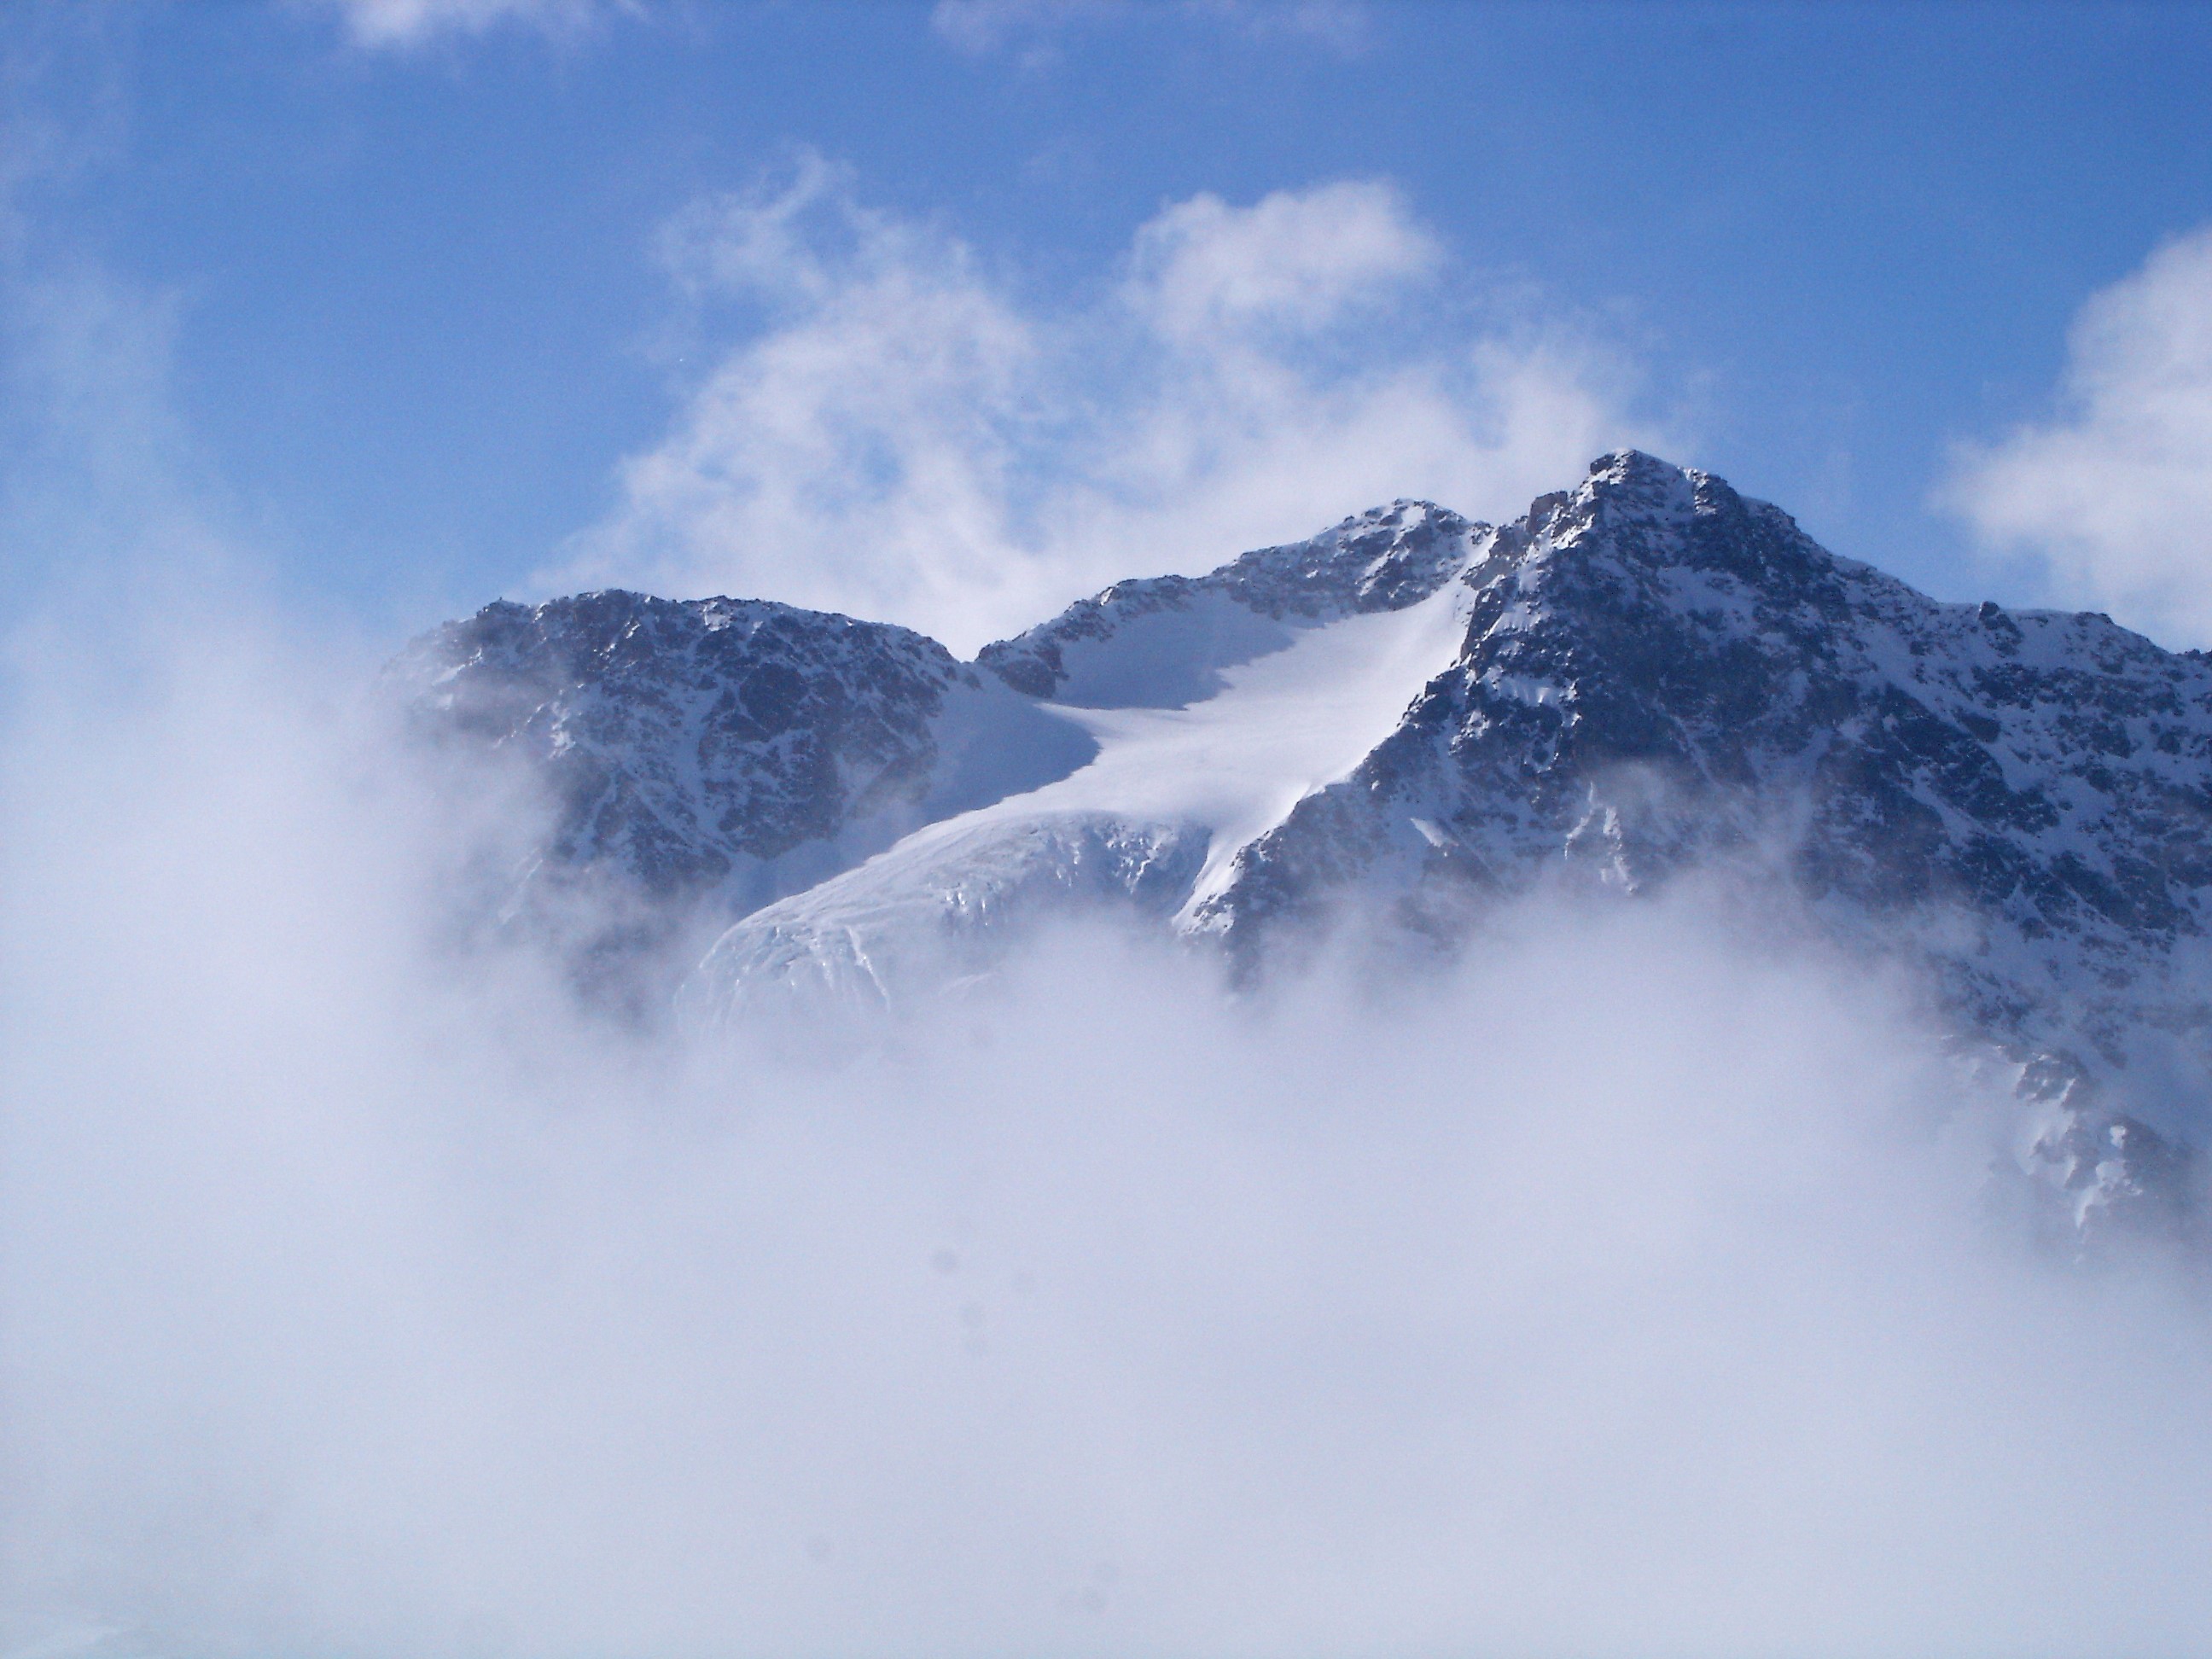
[6,1,2212,650]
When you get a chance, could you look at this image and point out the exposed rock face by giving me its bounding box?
[392,591,969,894]
[393,454,2212,1237]
[1204,456,2212,1062]
[384,589,1094,990]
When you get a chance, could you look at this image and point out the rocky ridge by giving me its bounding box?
[385,587,1092,982]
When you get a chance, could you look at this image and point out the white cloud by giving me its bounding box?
[1124,182,1439,341]
[933,0,1368,60]
[1947,225,2212,646]
[311,0,627,49]
[931,0,1114,55]
[553,158,1660,653]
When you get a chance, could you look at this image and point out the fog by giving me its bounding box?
[6,591,2212,1659]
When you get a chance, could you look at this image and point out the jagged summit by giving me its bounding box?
[1202,457,2212,987]
[393,453,2212,1236]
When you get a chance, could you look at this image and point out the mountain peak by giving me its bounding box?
[1587,446,1687,484]
[1569,447,1703,514]
[393,458,2212,1237]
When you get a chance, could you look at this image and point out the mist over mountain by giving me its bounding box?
[16,452,2212,1659]
[15,6,2212,1653]
[393,451,2212,1246]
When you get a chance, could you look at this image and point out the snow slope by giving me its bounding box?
[684,566,1478,1012]
[678,505,1483,1010]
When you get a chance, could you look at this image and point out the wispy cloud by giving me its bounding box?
[307,0,634,49]
[0,25,233,614]
[1945,225,2212,646]
[551,153,1661,652]
[932,0,1370,61]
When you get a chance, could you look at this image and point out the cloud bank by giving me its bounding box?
[1948,225,2212,646]
[8,563,2212,1659]
[551,155,1657,653]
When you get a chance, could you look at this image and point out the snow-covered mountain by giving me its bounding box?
[393,453,2212,1234]
[385,588,1092,985]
